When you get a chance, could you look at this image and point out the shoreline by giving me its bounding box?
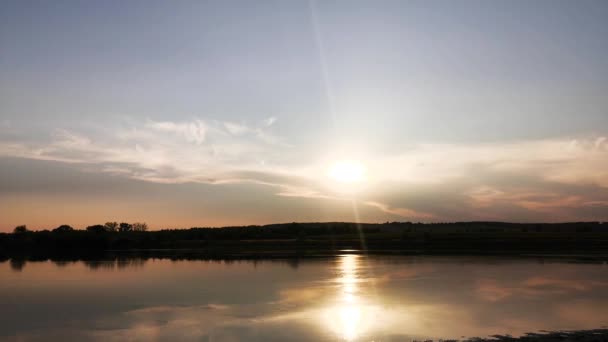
[3,221,608,261]
[4,248,608,263]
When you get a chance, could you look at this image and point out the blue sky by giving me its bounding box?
[1,0,607,230]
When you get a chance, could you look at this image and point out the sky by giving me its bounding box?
[1,0,608,231]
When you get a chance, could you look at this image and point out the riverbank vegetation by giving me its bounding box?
[1,221,607,259]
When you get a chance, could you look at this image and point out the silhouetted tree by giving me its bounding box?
[104,222,118,232]
[132,222,148,232]
[13,225,28,234]
[297,229,307,241]
[119,222,133,232]
[10,258,26,271]
[53,225,75,233]
[86,224,107,233]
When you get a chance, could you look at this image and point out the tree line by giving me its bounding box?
[13,222,148,234]
[2,221,607,260]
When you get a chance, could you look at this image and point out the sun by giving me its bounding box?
[328,160,366,183]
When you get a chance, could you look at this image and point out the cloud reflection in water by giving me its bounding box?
[2,257,608,341]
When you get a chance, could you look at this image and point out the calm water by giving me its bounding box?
[1,255,608,341]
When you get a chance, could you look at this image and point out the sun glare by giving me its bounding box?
[328,161,366,183]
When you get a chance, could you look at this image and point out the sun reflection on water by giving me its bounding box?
[323,254,377,341]
[339,255,361,340]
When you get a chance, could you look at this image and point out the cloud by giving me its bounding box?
[370,137,608,187]
[146,119,207,144]
[0,117,287,183]
[223,122,250,136]
[263,116,277,127]
[358,137,608,221]
[363,201,435,220]
[476,276,608,303]
[0,121,607,223]
[221,118,281,144]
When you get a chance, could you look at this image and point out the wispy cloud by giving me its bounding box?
[361,137,608,221]
[263,116,277,127]
[223,121,250,136]
[0,117,285,183]
[364,201,435,220]
[370,138,608,187]
[146,119,207,144]
[0,121,607,222]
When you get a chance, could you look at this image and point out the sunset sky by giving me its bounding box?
[1,0,607,231]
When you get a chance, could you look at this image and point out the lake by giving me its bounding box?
[1,255,608,341]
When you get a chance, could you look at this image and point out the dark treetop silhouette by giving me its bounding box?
[1,221,606,260]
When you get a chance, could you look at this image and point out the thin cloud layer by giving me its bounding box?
[0,118,285,183]
[0,115,607,227]
[146,120,208,145]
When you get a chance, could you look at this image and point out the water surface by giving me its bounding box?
[1,255,608,341]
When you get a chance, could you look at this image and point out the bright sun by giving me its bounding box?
[328,160,366,183]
